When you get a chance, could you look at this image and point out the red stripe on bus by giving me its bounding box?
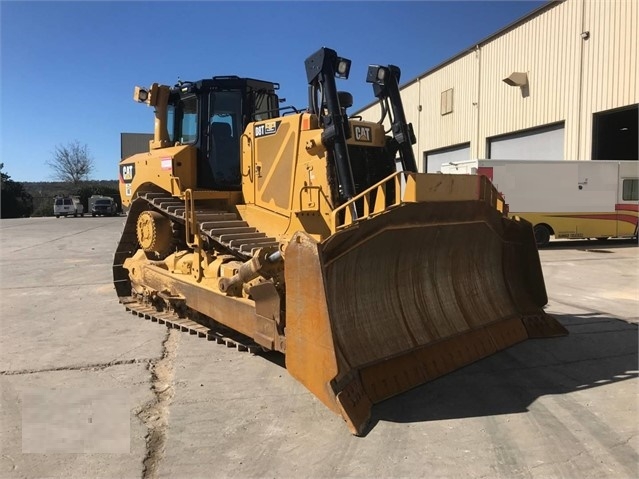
[616,203,639,212]
[619,214,639,226]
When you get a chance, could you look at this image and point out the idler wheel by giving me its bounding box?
[136,210,173,257]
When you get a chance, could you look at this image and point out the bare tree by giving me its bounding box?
[47,140,95,185]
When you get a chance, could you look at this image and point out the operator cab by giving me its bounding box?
[166,77,280,190]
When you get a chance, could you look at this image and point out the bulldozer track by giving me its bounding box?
[140,192,278,257]
[113,191,277,354]
[120,295,262,353]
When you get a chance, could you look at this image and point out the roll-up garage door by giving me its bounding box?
[489,123,564,160]
[424,143,470,173]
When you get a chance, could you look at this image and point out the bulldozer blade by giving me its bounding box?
[285,200,567,435]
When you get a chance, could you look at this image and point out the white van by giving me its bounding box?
[53,196,84,218]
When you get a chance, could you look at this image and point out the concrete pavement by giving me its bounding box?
[1,217,637,478]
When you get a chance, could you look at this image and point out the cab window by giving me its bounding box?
[179,96,198,144]
[168,95,198,145]
[167,105,175,143]
[254,92,279,121]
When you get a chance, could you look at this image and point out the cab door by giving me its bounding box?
[617,162,639,236]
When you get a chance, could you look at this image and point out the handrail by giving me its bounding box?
[184,189,197,248]
[331,171,405,232]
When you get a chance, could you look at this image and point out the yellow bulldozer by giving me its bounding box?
[114,47,566,435]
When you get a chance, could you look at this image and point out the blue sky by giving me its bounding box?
[1,0,545,182]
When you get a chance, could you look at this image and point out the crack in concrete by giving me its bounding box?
[137,328,180,479]
[0,358,152,376]
[610,434,639,453]
[1,281,111,291]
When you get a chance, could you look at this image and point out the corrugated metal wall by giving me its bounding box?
[419,52,478,160]
[579,0,638,160]
[400,82,422,156]
[478,0,581,159]
[357,0,638,167]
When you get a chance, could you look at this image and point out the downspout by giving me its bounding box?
[417,81,422,171]
[577,0,587,161]
[474,44,482,160]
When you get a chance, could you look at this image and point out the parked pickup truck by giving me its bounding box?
[89,195,117,216]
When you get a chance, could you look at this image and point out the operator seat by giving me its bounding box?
[211,122,235,159]
[211,122,240,186]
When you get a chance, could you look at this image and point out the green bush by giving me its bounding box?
[31,197,54,217]
[1,164,33,218]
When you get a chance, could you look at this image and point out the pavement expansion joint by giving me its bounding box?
[0,358,152,376]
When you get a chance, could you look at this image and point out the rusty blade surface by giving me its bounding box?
[285,200,566,435]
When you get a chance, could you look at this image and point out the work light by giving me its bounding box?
[366,65,389,86]
[134,86,149,103]
[335,57,351,79]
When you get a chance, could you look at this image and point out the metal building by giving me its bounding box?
[356,0,638,173]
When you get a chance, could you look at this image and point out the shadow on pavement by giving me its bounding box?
[543,237,637,251]
[367,312,638,431]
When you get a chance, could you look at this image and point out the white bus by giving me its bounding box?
[440,160,638,247]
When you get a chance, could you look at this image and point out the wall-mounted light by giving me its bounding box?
[502,72,528,87]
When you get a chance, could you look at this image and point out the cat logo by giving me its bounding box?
[265,121,278,134]
[354,125,372,142]
[121,164,135,182]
